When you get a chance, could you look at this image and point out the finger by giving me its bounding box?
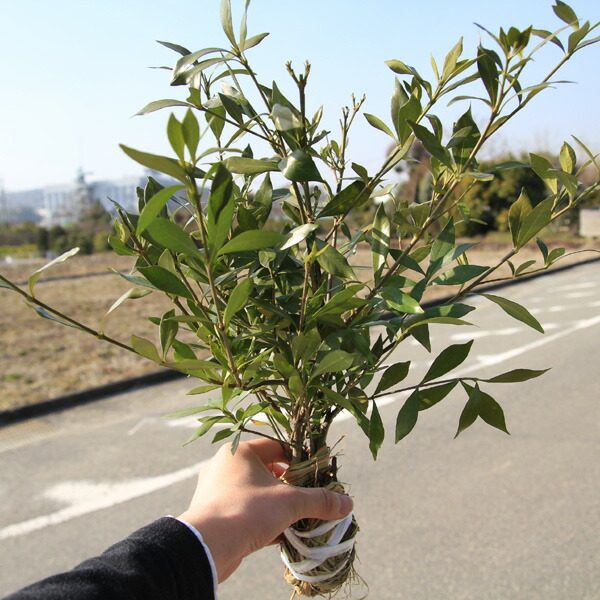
[288,487,353,523]
[243,438,289,466]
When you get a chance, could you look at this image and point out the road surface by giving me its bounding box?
[1,260,599,599]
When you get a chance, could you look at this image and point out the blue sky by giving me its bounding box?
[1,0,599,192]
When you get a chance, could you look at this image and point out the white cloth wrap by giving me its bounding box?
[280,513,355,583]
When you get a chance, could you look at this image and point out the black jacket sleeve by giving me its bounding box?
[3,517,215,600]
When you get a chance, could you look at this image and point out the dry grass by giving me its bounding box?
[1,236,598,411]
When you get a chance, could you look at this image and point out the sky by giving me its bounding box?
[1,0,599,192]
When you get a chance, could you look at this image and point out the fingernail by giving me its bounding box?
[338,494,353,517]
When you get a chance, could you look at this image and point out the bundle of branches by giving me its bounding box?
[2,1,599,596]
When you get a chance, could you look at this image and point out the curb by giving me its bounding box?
[1,255,598,428]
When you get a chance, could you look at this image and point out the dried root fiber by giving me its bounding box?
[280,447,359,597]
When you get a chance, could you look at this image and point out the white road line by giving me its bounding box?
[0,461,205,541]
[2,315,600,542]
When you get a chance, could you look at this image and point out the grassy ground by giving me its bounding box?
[0,234,598,411]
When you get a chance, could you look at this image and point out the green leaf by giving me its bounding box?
[432,264,488,285]
[225,157,280,175]
[409,121,452,167]
[369,401,385,459]
[252,174,273,225]
[223,278,253,327]
[430,218,455,262]
[484,368,550,383]
[553,1,579,29]
[138,266,193,300]
[314,239,355,280]
[477,47,499,104]
[164,405,215,418]
[137,185,184,235]
[395,391,421,442]
[442,37,463,80]
[422,340,473,383]
[182,109,200,158]
[508,188,532,247]
[417,380,458,410]
[320,387,370,436]
[130,334,161,363]
[279,150,323,182]
[454,384,480,438]
[120,145,188,183]
[145,218,202,260]
[481,293,544,333]
[364,113,395,139]
[218,230,286,255]
[242,32,270,51]
[187,385,220,395]
[207,163,235,256]
[375,361,411,394]
[167,114,185,159]
[28,247,79,296]
[559,142,577,174]
[312,350,355,378]
[380,287,424,315]
[281,223,319,250]
[516,196,555,248]
[31,306,84,330]
[461,382,509,435]
[318,181,367,218]
[220,0,236,44]
[372,203,391,279]
[159,310,178,359]
[135,99,193,116]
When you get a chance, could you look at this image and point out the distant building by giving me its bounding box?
[4,170,181,227]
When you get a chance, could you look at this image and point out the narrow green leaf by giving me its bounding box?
[422,340,473,383]
[135,99,192,116]
[137,185,184,235]
[372,203,391,279]
[218,230,286,255]
[375,361,411,394]
[432,264,488,285]
[484,368,550,383]
[223,278,253,327]
[430,217,455,262]
[364,113,395,139]
[187,385,220,395]
[314,239,356,280]
[225,157,280,175]
[312,350,355,378]
[138,266,193,300]
[182,109,200,158]
[318,181,367,218]
[395,391,420,442]
[164,405,215,418]
[553,1,579,29]
[380,287,424,315]
[517,196,555,248]
[281,223,319,250]
[481,293,544,333]
[417,380,458,410]
[220,0,236,44]
[31,306,83,330]
[130,334,161,363]
[279,150,323,182]
[477,47,499,104]
[409,121,452,167]
[120,144,188,183]
[508,188,533,247]
[369,401,385,459]
[145,218,202,259]
[455,384,480,438]
[207,163,235,256]
[28,247,79,296]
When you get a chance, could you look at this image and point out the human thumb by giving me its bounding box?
[290,486,353,523]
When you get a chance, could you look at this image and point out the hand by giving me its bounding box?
[178,439,353,583]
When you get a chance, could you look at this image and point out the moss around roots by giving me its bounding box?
[280,448,359,597]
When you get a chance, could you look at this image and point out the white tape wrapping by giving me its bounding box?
[280,513,355,583]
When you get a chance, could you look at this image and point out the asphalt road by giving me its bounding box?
[1,261,599,599]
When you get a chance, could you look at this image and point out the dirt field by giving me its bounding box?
[1,236,598,411]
